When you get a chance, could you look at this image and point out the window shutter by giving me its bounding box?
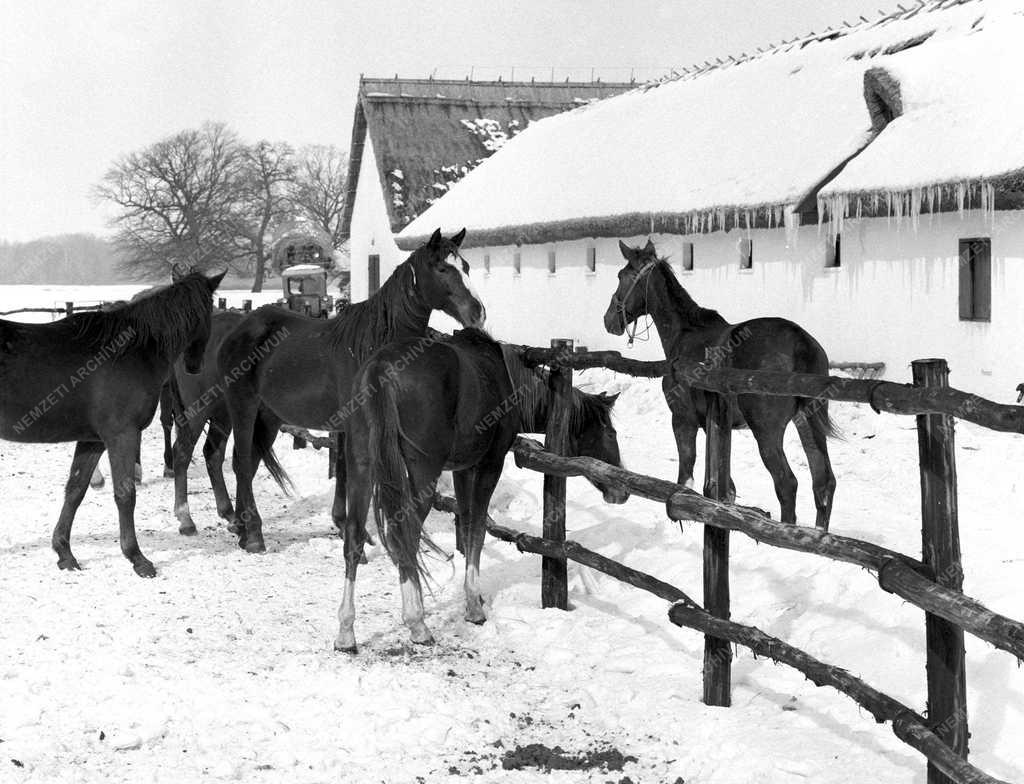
[958,241,973,320]
[973,240,992,321]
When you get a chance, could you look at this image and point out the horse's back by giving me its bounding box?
[721,316,828,374]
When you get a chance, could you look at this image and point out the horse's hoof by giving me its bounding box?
[243,540,266,554]
[358,553,368,565]
[465,614,486,626]
[58,557,81,571]
[178,524,197,536]
[226,521,242,534]
[133,560,157,578]
[163,467,175,479]
[218,507,235,522]
[333,641,358,655]
[411,633,436,646]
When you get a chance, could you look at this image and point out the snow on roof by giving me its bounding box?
[281,264,325,276]
[398,0,1006,249]
[820,0,1024,224]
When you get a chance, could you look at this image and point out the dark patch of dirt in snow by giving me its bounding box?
[499,742,638,772]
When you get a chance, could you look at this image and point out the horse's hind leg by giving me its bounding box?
[461,454,504,625]
[172,417,201,535]
[750,420,798,524]
[795,409,836,531]
[160,383,175,478]
[331,432,347,535]
[335,435,371,653]
[203,422,235,525]
[396,472,439,646]
[108,430,155,577]
[52,441,106,571]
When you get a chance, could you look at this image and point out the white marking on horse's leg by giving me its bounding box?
[334,578,357,652]
[464,563,485,624]
[400,576,434,645]
[683,477,695,490]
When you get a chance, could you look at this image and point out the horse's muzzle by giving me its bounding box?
[603,306,625,336]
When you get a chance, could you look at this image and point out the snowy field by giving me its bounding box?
[2,286,1023,783]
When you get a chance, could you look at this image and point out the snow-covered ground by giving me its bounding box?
[2,286,1023,783]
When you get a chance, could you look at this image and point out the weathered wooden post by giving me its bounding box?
[912,358,968,784]
[542,338,573,610]
[65,301,74,317]
[242,299,252,313]
[702,390,732,707]
[217,297,227,310]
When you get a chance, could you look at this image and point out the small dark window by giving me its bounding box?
[548,250,556,274]
[513,251,521,275]
[483,253,491,274]
[826,234,841,268]
[368,254,380,294]
[959,238,991,321]
[586,246,597,273]
[681,242,694,272]
[739,238,753,270]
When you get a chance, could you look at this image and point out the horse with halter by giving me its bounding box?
[0,271,224,575]
[218,229,485,554]
[604,240,836,530]
[335,327,628,652]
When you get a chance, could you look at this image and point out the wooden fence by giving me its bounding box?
[437,341,1023,784]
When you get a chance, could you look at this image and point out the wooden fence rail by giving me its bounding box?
[517,347,1024,434]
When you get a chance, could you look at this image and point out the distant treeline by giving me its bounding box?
[0,234,142,285]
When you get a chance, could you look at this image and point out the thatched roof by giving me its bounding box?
[398,0,1020,249]
[339,76,634,238]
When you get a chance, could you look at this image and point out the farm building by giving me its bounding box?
[398,0,1024,399]
[341,76,634,303]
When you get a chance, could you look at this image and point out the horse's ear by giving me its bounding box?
[618,240,635,261]
[601,391,621,407]
[206,270,227,292]
[451,228,467,247]
[643,239,656,254]
[428,228,442,249]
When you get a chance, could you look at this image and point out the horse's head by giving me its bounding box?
[573,391,630,504]
[181,270,226,374]
[409,228,486,328]
[603,239,660,336]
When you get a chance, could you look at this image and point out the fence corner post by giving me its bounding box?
[912,358,968,784]
[542,338,573,610]
[702,390,732,707]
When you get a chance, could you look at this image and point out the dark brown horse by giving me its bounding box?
[219,229,485,554]
[0,271,224,575]
[335,328,628,652]
[168,310,246,535]
[604,240,836,529]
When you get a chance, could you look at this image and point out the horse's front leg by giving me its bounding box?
[108,430,155,577]
[462,454,503,625]
[665,386,700,490]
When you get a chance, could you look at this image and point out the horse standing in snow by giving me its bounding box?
[217,229,485,554]
[335,327,628,652]
[604,240,836,529]
[0,271,224,576]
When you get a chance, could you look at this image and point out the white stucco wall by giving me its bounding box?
[455,208,1024,400]
[348,136,408,304]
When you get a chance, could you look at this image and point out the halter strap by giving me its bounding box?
[613,260,658,346]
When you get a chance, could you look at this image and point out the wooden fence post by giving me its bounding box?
[913,358,968,784]
[702,390,732,707]
[65,301,74,317]
[542,338,573,610]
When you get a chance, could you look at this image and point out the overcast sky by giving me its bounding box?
[1,0,890,242]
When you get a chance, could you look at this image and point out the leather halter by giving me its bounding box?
[611,259,657,345]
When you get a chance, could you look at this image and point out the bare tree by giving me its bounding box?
[291,145,347,248]
[234,140,295,292]
[95,122,245,279]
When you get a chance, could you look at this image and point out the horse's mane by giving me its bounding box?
[70,272,212,357]
[654,256,724,329]
[500,345,614,435]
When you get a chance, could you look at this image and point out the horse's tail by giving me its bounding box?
[796,396,842,440]
[253,414,293,494]
[366,367,442,579]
